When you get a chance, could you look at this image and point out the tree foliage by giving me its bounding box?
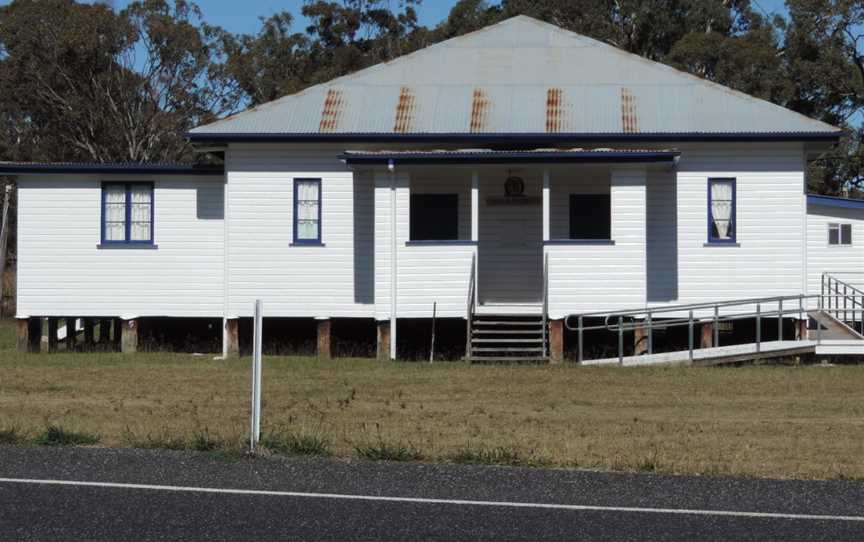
[0,0,237,163]
[0,0,863,195]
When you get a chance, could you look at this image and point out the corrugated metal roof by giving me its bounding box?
[191,16,840,138]
[0,162,223,175]
[341,148,680,164]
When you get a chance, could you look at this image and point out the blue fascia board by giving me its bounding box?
[0,164,223,176]
[807,194,864,210]
[187,131,844,144]
[341,150,680,165]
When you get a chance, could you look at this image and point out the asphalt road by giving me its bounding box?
[1,445,863,541]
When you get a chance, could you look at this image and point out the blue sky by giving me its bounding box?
[0,1,792,36]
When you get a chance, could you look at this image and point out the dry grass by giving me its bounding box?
[1,321,863,479]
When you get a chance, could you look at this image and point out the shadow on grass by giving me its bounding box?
[33,425,99,446]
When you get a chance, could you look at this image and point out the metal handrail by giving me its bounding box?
[565,293,835,364]
[823,273,864,336]
[465,252,476,359]
[566,294,821,323]
[542,252,549,359]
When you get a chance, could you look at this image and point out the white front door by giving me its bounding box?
[478,171,543,305]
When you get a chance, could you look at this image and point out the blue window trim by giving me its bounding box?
[707,177,737,244]
[293,178,323,245]
[100,182,155,246]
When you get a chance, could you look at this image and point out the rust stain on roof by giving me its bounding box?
[546,88,569,133]
[470,88,491,133]
[319,88,345,133]
[620,88,638,133]
[393,87,416,133]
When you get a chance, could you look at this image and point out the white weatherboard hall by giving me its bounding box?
[6,16,864,362]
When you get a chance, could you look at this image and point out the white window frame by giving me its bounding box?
[828,223,853,246]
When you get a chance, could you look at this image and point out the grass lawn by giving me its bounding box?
[1,320,863,479]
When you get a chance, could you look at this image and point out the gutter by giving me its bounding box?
[186,131,845,145]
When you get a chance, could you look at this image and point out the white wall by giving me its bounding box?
[17,174,224,318]
[16,143,811,323]
[225,143,374,318]
[806,203,864,295]
[546,166,647,318]
[374,169,475,320]
[668,144,806,308]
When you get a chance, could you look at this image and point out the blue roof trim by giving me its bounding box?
[0,163,224,176]
[808,194,864,210]
[342,150,681,165]
[187,131,844,144]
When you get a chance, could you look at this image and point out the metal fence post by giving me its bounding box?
[646,311,653,355]
[618,316,624,365]
[798,294,804,342]
[688,310,694,362]
[756,303,761,353]
[713,305,719,348]
[250,299,263,452]
[844,284,848,323]
[778,298,783,342]
[578,316,584,363]
[817,294,823,344]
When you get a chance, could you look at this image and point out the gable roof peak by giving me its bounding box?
[191,15,840,138]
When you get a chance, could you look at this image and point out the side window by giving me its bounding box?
[410,194,458,240]
[293,178,322,244]
[708,178,736,243]
[828,223,853,246]
[569,194,611,239]
[101,182,154,245]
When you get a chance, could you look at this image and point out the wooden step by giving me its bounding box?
[473,320,543,326]
[471,338,545,344]
[471,347,546,353]
[471,329,543,335]
[469,356,550,362]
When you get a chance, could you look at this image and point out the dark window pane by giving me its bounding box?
[570,194,611,239]
[410,194,458,240]
[829,225,839,245]
[841,223,852,245]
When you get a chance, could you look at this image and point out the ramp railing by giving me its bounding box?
[564,294,831,364]
[541,252,549,359]
[822,273,864,336]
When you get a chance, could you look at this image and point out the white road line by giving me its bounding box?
[1,477,862,523]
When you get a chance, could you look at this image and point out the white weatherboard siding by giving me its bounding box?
[226,144,374,318]
[646,168,678,303]
[374,169,475,320]
[667,144,806,314]
[546,166,647,318]
[17,175,224,318]
[806,203,864,295]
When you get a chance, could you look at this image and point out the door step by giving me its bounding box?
[468,314,548,362]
